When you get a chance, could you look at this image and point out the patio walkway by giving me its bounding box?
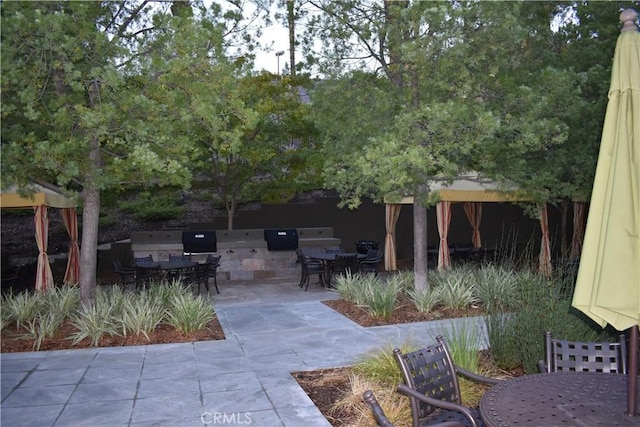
[1,279,486,426]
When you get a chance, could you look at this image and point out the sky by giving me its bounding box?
[254,20,289,74]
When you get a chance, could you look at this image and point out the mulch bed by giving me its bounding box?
[322,295,483,327]
[1,317,225,353]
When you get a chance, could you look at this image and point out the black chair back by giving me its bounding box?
[541,331,628,373]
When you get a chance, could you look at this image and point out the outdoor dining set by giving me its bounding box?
[112,254,221,294]
[295,247,383,290]
[364,332,640,427]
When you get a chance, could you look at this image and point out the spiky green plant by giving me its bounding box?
[118,296,165,340]
[42,284,81,319]
[360,279,400,319]
[406,285,441,313]
[392,270,415,295]
[146,280,186,310]
[333,271,373,306]
[21,311,66,351]
[353,341,418,386]
[441,320,481,373]
[3,290,42,329]
[166,293,214,334]
[436,269,478,310]
[69,298,119,347]
[473,265,519,313]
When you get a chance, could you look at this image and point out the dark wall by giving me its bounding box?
[192,197,565,262]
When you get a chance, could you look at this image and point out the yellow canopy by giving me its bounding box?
[0,183,78,291]
[0,183,76,209]
[383,171,527,204]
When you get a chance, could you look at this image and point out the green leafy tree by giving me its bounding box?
[1,2,195,303]
[193,73,321,229]
[305,1,629,288]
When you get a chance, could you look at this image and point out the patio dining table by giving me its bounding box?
[306,251,366,284]
[480,371,640,426]
[135,260,197,287]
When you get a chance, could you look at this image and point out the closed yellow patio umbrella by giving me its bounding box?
[572,8,640,417]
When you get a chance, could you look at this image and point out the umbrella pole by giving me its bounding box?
[628,325,638,416]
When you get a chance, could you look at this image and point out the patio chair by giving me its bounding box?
[169,254,191,263]
[112,260,136,288]
[295,249,325,291]
[364,390,466,427]
[363,390,395,427]
[538,331,628,374]
[186,262,211,295]
[394,336,502,427]
[134,255,154,266]
[134,265,161,291]
[358,248,384,275]
[331,253,359,282]
[206,255,221,294]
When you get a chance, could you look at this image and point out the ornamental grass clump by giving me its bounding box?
[473,264,519,312]
[433,267,478,310]
[166,292,214,334]
[3,290,42,329]
[360,278,400,319]
[334,271,371,306]
[22,310,67,351]
[70,299,119,347]
[338,341,418,426]
[441,321,491,407]
[118,295,165,340]
[406,285,441,313]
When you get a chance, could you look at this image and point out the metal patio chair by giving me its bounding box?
[358,248,384,275]
[295,249,326,291]
[394,336,501,427]
[538,331,628,373]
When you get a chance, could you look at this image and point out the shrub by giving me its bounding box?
[21,311,66,351]
[434,267,478,310]
[353,341,417,386]
[441,321,489,407]
[360,279,400,319]
[334,271,371,306]
[406,285,440,313]
[69,299,119,347]
[43,284,81,319]
[118,296,165,340]
[483,268,614,374]
[120,192,183,221]
[473,265,519,313]
[3,290,42,329]
[166,293,214,334]
[392,270,415,295]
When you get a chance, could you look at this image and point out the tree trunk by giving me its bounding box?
[287,0,295,77]
[226,199,236,230]
[79,79,102,305]
[80,183,100,305]
[413,201,428,292]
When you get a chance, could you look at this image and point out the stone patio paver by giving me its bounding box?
[1,279,486,426]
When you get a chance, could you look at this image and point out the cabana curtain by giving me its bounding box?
[62,208,80,284]
[0,183,78,292]
[384,203,402,271]
[464,202,483,248]
[539,205,552,277]
[570,201,586,259]
[436,201,452,269]
[382,172,553,273]
[34,205,54,292]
